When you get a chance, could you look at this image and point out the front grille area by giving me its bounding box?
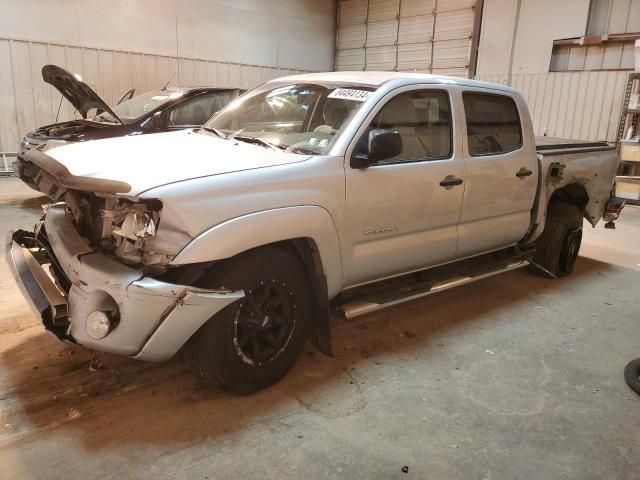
[33,223,72,294]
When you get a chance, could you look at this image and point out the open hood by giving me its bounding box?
[42,65,123,125]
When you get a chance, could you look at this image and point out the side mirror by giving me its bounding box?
[351,129,402,168]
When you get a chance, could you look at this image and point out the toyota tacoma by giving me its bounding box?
[8,72,623,394]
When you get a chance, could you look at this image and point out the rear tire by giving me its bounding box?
[191,246,312,394]
[530,201,583,278]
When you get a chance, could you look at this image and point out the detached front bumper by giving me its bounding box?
[6,204,243,361]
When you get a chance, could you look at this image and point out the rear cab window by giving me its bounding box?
[462,92,522,156]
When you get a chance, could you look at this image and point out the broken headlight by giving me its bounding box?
[100,199,163,266]
[66,193,191,272]
[113,210,157,240]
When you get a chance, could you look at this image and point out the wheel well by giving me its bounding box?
[549,183,589,212]
[154,238,325,285]
[154,238,333,357]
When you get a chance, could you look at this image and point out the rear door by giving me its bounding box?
[342,85,465,287]
[456,89,537,257]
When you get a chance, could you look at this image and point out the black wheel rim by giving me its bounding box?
[561,227,582,273]
[232,280,296,366]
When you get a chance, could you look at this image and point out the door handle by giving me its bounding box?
[439,176,463,187]
[516,167,533,178]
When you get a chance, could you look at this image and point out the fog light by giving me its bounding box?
[86,311,112,340]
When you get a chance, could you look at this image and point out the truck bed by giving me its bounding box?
[531,136,618,231]
[535,136,614,156]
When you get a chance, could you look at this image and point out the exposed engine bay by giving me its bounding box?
[28,120,104,141]
[36,123,86,139]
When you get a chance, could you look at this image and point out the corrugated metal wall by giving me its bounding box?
[0,37,311,152]
[550,41,637,72]
[587,0,640,35]
[336,0,477,76]
[476,70,631,142]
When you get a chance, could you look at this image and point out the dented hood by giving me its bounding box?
[44,130,309,195]
[42,65,123,124]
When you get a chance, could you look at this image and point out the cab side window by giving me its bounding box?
[169,93,232,127]
[462,92,522,156]
[357,90,452,165]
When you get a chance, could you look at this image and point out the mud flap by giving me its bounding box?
[603,196,625,229]
[311,272,333,357]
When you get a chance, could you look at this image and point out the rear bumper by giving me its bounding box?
[7,204,243,361]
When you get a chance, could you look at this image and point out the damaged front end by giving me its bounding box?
[8,148,243,361]
[17,147,189,274]
[66,192,172,273]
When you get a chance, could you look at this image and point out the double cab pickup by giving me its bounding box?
[8,72,622,393]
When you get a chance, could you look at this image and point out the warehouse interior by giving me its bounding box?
[0,1,639,478]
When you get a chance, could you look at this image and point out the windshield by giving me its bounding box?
[203,83,374,155]
[95,90,185,123]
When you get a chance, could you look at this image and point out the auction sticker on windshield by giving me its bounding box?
[328,89,372,102]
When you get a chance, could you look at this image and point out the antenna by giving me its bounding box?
[162,72,176,90]
[175,16,181,89]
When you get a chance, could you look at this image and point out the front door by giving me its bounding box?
[456,89,538,257]
[342,86,465,288]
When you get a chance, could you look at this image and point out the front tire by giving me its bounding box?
[191,246,312,394]
[531,201,583,278]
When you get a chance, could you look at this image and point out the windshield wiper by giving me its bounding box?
[199,126,227,139]
[232,135,286,151]
[287,145,317,155]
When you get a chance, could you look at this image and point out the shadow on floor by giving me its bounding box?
[0,256,617,450]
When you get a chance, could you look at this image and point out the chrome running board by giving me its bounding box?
[340,260,529,319]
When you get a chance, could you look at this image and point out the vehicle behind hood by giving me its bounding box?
[42,65,123,124]
[26,130,310,196]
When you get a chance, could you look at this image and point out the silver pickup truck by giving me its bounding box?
[8,72,623,394]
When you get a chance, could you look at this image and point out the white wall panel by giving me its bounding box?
[366,45,397,70]
[366,20,399,47]
[401,0,436,16]
[476,70,631,142]
[368,0,400,21]
[398,15,434,44]
[433,9,474,40]
[0,38,312,151]
[337,0,476,75]
[397,42,432,70]
[0,0,335,72]
[338,24,367,49]
[339,0,369,25]
[0,41,19,151]
[336,48,366,70]
[437,0,476,12]
[432,38,470,69]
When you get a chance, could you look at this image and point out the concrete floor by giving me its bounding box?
[0,176,639,480]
